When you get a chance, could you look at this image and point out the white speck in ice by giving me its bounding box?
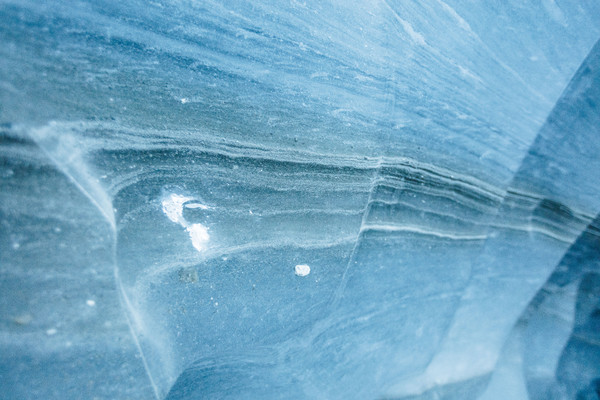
[46,328,57,336]
[86,299,96,307]
[12,242,20,250]
[310,71,328,79]
[295,264,311,277]
[180,98,189,104]
[355,74,373,82]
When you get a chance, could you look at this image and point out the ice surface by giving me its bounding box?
[1,1,599,399]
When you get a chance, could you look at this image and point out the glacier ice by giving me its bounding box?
[1,1,599,399]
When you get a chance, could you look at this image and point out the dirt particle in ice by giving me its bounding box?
[178,267,199,283]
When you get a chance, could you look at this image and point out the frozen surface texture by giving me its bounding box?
[1,1,599,399]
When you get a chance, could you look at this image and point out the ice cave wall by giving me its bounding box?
[1,1,599,399]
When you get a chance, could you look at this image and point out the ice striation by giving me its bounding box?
[1,1,599,399]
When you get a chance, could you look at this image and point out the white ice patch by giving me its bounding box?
[162,193,210,252]
[295,264,311,277]
[162,193,193,225]
[187,223,210,252]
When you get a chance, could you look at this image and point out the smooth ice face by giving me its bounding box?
[1,1,600,399]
